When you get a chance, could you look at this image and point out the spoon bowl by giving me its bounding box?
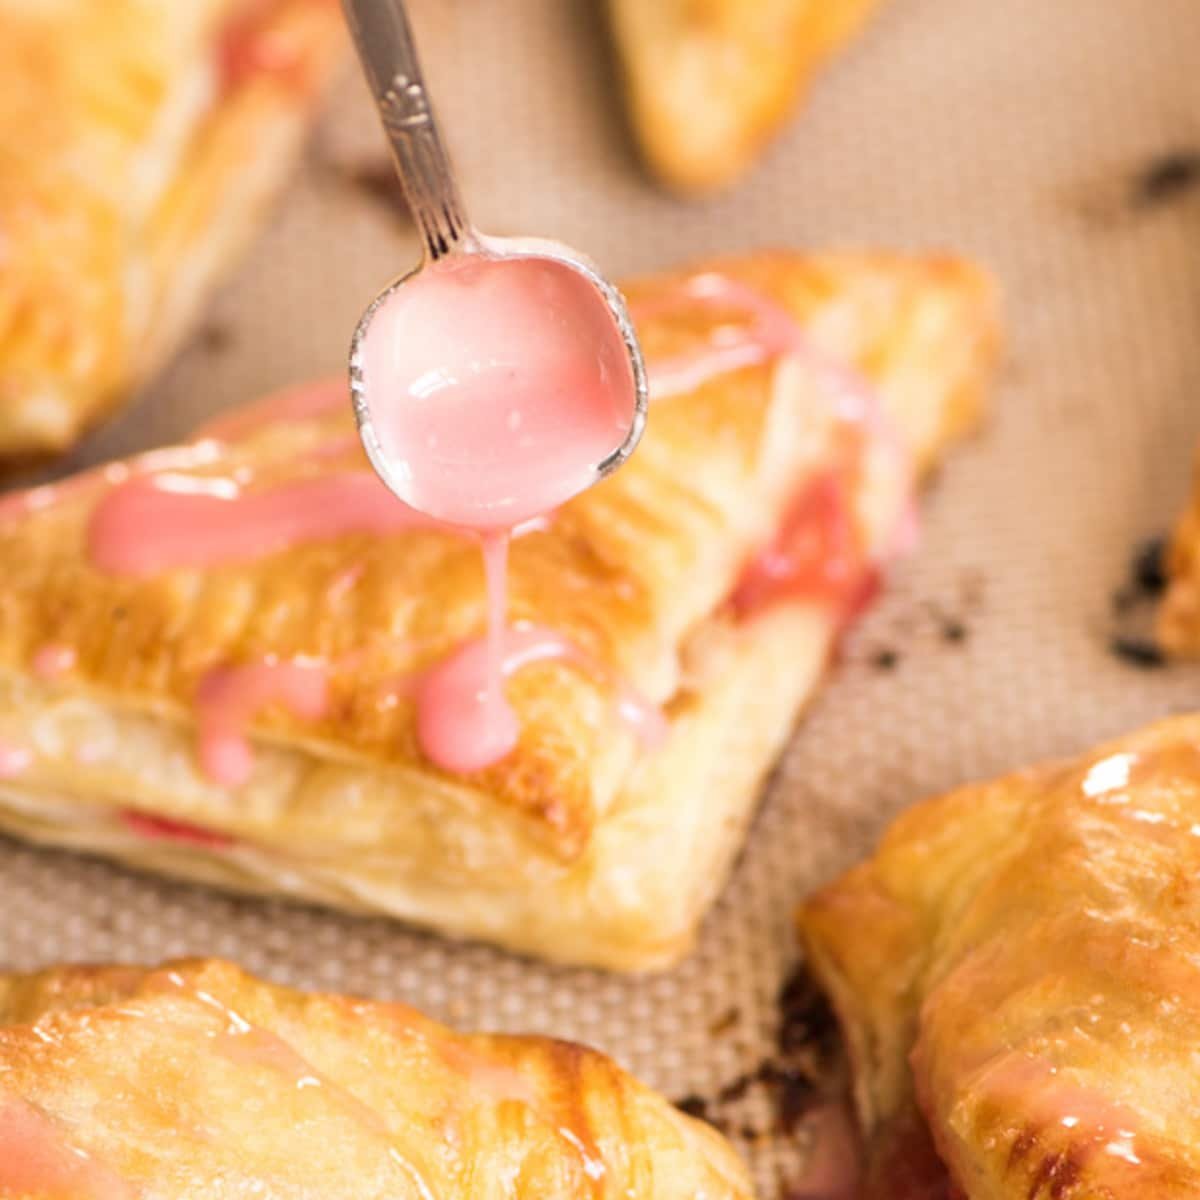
[349,236,647,528]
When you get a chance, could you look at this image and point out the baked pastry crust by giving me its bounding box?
[800,715,1200,1199]
[0,0,343,460]
[608,0,882,193]
[0,249,998,970]
[1158,448,1200,654]
[0,956,751,1197]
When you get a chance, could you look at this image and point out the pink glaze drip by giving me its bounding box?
[87,470,437,577]
[0,441,224,527]
[0,1098,132,1200]
[195,657,329,788]
[634,272,911,475]
[0,742,32,779]
[356,250,645,771]
[197,376,346,442]
[787,1104,861,1200]
[31,643,76,680]
[415,623,664,774]
[358,253,636,528]
[478,530,515,760]
[634,273,804,399]
[121,810,235,850]
[632,273,886,430]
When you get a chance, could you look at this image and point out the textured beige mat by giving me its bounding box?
[4,0,1200,1193]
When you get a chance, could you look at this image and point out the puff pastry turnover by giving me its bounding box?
[608,0,883,193]
[0,0,343,460]
[1158,447,1200,655]
[800,715,1200,1199]
[0,956,751,1198]
[0,249,997,970]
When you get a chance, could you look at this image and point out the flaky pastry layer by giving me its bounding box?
[800,715,1200,1199]
[0,0,343,459]
[0,249,998,969]
[0,957,751,1197]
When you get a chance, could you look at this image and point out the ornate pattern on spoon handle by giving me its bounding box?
[340,0,473,261]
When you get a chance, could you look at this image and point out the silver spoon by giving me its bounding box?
[340,0,648,522]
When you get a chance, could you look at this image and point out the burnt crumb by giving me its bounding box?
[673,966,842,1145]
[921,600,971,648]
[1110,635,1166,669]
[198,323,235,354]
[1132,536,1168,595]
[675,1094,713,1122]
[1132,150,1200,210]
[940,618,967,644]
[870,647,899,672]
[708,1006,740,1037]
[1111,536,1167,614]
[777,964,839,1061]
[1109,535,1169,660]
[715,1071,755,1105]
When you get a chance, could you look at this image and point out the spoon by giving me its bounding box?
[340,0,648,529]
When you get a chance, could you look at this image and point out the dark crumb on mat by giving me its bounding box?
[199,323,235,353]
[676,1094,714,1122]
[708,1006,740,1036]
[716,1071,754,1105]
[1111,535,1167,614]
[870,648,899,671]
[777,965,839,1060]
[1110,635,1166,669]
[1132,536,1168,594]
[1132,151,1200,210]
[672,965,842,1141]
[940,618,967,644]
[922,600,972,648]
[1108,536,1169,665]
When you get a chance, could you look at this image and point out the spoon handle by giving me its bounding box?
[340,0,473,261]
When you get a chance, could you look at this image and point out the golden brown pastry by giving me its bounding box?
[1158,449,1200,654]
[0,956,751,1197]
[608,0,882,194]
[0,0,343,460]
[800,715,1200,1199]
[0,249,998,970]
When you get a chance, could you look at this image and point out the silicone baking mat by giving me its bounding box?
[4,0,1200,1192]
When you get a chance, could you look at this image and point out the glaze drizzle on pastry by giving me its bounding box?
[0,276,910,789]
[0,1098,133,1200]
